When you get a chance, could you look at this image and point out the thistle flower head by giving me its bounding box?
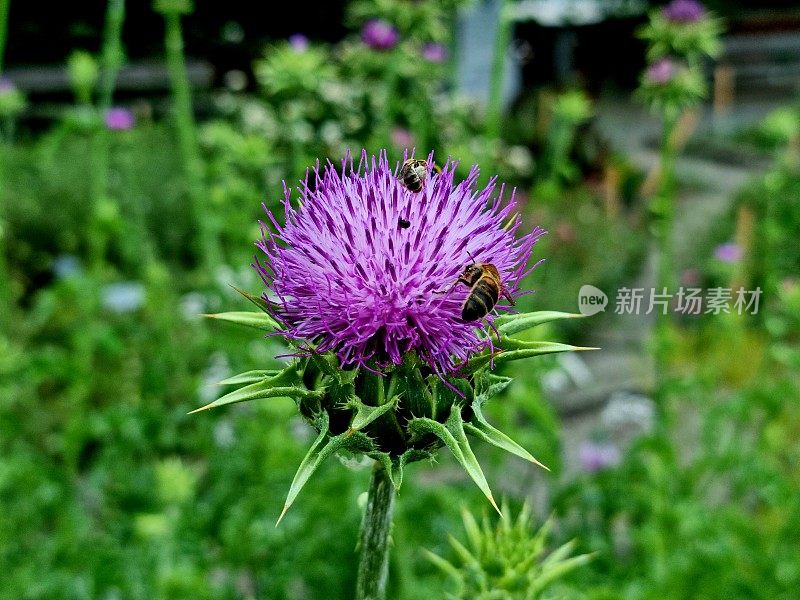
[645,57,677,85]
[288,33,309,52]
[104,107,135,130]
[662,0,705,23]
[714,242,742,264]
[361,19,399,51]
[421,42,448,63]
[256,151,544,375]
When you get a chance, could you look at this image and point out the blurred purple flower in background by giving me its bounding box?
[390,127,415,149]
[361,19,399,51]
[662,0,706,23]
[255,151,544,374]
[105,107,135,130]
[579,440,622,473]
[422,43,448,63]
[0,77,14,93]
[288,33,309,52]
[645,58,676,85]
[714,242,742,263]
[680,267,701,286]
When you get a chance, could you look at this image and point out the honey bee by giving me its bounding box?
[399,158,429,192]
[455,261,514,322]
[398,158,442,193]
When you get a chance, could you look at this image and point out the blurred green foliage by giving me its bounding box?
[1,0,799,598]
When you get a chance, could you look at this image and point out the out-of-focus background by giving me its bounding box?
[1,0,799,598]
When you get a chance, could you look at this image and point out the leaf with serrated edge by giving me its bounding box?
[408,406,500,514]
[464,419,549,470]
[466,342,597,372]
[347,395,399,433]
[230,284,272,313]
[368,448,430,491]
[189,369,313,413]
[202,311,280,332]
[422,549,462,582]
[217,370,281,386]
[277,415,372,525]
[494,311,585,337]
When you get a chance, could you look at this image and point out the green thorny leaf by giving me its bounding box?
[202,311,280,332]
[465,340,598,373]
[408,404,501,515]
[369,448,433,491]
[493,311,586,337]
[277,411,375,525]
[188,364,314,413]
[465,373,549,471]
[426,503,593,599]
[202,285,280,331]
[346,394,400,433]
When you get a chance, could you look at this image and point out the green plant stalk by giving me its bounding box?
[653,109,679,387]
[0,0,12,321]
[355,462,396,600]
[485,0,513,144]
[86,0,127,274]
[0,133,10,326]
[98,0,125,111]
[163,11,220,268]
[0,0,9,73]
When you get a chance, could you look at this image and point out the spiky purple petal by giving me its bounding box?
[256,151,545,374]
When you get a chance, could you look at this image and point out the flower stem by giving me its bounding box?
[485,0,513,144]
[355,462,395,600]
[162,10,220,269]
[98,0,125,112]
[0,0,10,73]
[653,108,679,388]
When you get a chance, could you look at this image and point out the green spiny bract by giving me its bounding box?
[196,289,593,523]
[425,502,593,600]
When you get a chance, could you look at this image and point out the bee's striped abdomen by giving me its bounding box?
[461,280,499,321]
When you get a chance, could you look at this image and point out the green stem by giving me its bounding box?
[163,11,220,268]
[86,0,127,274]
[653,109,679,388]
[0,132,10,327]
[355,462,395,600]
[485,0,513,144]
[0,0,10,73]
[98,0,125,111]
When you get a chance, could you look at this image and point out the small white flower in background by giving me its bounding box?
[198,352,231,404]
[179,292,206,321]
[213,419,236,449]
[101,281,145,313]
[52,254,82,280]
[601,391,656,435]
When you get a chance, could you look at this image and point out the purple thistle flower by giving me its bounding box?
[0,77,14,94]
[662,0,706,23]
[255,151,545,375]
[578,440,621,473]
[645,58,677,85]
[288,33,309,52]
[422,43,448,64]
[104,107,135,131]
[714,242,742,264]
[390,127,415,149]
[361,19,399,51]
